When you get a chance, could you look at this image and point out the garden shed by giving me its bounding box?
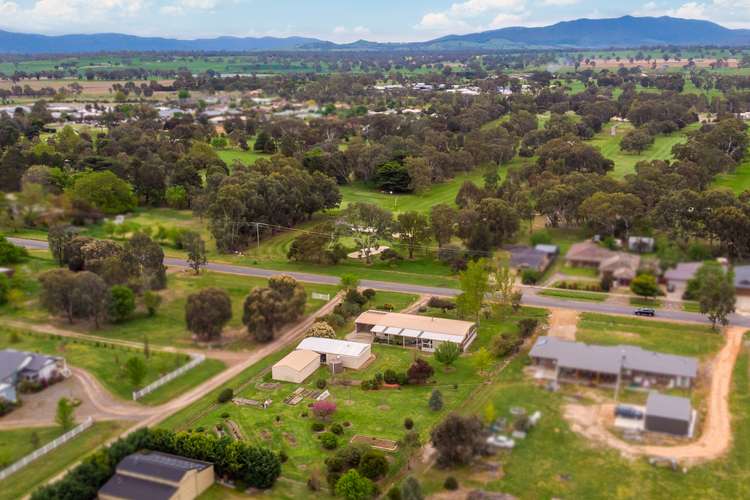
[272,349,321,383]
[296,337,371,369]
[644,392,694,436]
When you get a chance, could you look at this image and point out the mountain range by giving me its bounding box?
[2,16,750,54]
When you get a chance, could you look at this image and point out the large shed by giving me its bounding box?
[271,349,321,383]
[296,337,371,369]
[644,392,693,436]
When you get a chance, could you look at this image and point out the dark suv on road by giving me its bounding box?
[634,307,656,317]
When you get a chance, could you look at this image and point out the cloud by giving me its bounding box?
[541,0,580,5]
[0,0,146,31]
[160,4,184,15]
[669,2,708,18]
[416,0,526,32]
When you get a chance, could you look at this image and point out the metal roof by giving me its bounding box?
[117,451,211,482]
[355,310,474,338]
[399,328,422,338]
[0,350,31,382]
[646,392,692,422]
[420,331,463,343]
[530,337,698,379]
[98,473,177,500]
[297,337,370,357]
[274,349,321,371]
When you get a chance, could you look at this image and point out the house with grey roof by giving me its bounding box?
[644,392,694,436]
[530,336,697,389]
[98,451,214,500]
[506,245,552,272]
[0,349,68,403]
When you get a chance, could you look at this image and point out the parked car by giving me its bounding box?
[634,308,655,317]
[615,405,644,420]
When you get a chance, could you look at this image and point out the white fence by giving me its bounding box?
[0,416,94,481]
[132,354,205,400]
[312,292,331,301]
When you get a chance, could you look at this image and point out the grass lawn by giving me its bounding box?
[628,297,663,308]
[139,358,227,405]
[160,307,546,493]
[3,265,339,348]
[0,426,65,469]
[215,148,269,167]
[0,327,196,402]
[588,120,692,179]
[577,313,722,358]
[0,421,127,500]
[683,301,701,312]
[416,316,743,500]
[558,265,599,279]
[714,151,750,194]
[538,289,607,302]
[338,168,493,214]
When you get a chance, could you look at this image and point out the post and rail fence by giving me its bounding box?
[0,416,94,481]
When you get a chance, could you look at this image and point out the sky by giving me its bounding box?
[1,0,750,41]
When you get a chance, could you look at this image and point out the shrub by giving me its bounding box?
[330,423,344,435]
[396,372,409,386]
[345,289,368,306]
[278,450,288,463]
[323,313,346,328]
[306,321,337,339]
[358,450,388,480]
[362,288,376,300]
[312,422,325,432]
[521,269,542,285]
[320,432,338,450]
[407,358,434,384]
[335,469,374,500]
[316,378,327,389]
[217,388,234,403]
[143,290,162,316]
[444,476,459,490]
[384,369,398,384]
[427,296,456,312]
[312,400,337,419]
[429,389,444,411]
[379,303,395,311]
[108,285,135,323]
[517,318,539,338]
[220,412,230,418]
[379,248,403,263]
[404,417,414,430]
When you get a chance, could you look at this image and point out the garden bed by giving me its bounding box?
[350,434,399,452]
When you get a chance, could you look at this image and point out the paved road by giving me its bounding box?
[11,236,750,327]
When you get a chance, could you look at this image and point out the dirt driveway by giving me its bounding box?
[0,368,152,429]
[564,326,745,465]
[548,308,578,340]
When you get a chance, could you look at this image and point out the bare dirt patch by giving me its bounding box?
[562,327,745,466]
[547,308,579,340]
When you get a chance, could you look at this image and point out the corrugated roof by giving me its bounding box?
[99,473,177,500]
[117,451,211,482]
[297,337,370,357]
[530,336,698,379]
[355,311,474,338]
[274,349,320,371]
[646,392,692,422]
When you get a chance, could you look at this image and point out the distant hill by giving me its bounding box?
[2,16,750,54]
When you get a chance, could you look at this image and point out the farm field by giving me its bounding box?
[159,306,547,494]
[714,155,750,193]
[417,315,745,500]
[0,420,127,500]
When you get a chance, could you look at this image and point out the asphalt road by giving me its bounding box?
[11,236,750,327]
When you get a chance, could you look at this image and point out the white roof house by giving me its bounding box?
[295,337,371,369]
[355,310,477,352]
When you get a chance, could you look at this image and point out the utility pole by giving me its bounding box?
[255,222,261,251]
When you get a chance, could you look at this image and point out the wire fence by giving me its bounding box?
[0,416,94,481]
[132,354,205,400]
